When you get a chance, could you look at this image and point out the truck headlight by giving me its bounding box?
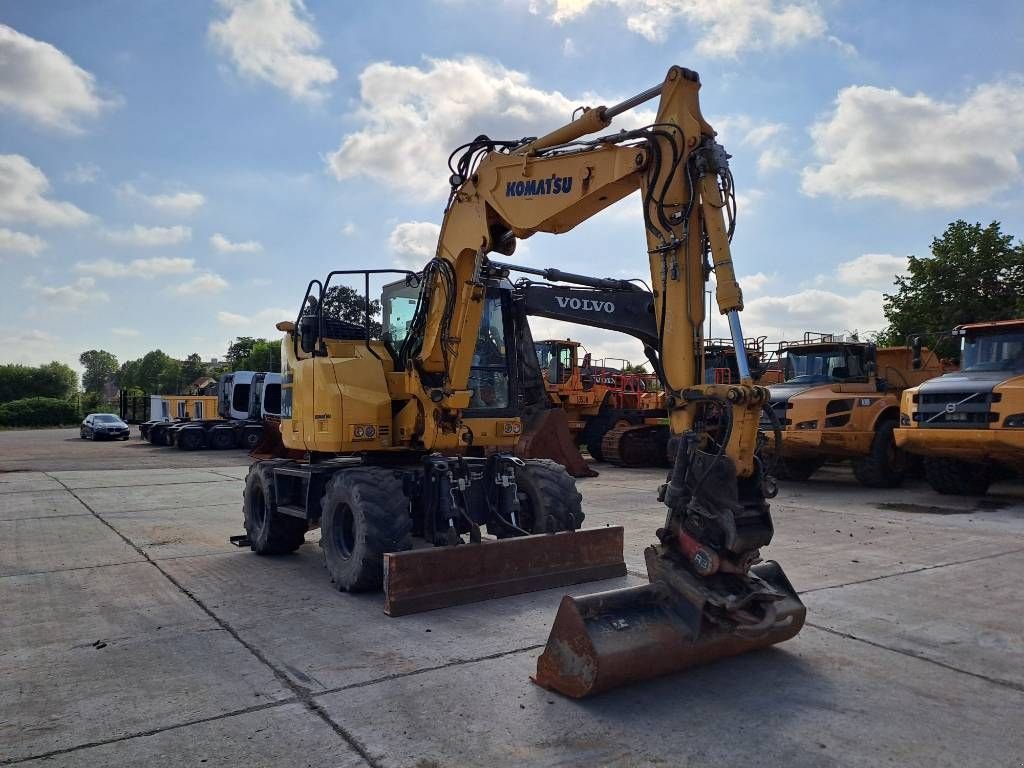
[796,420,818,430]
[900,413,911,426]
[1003,413,1024,428]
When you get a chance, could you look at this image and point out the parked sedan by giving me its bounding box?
[81,413,131,440]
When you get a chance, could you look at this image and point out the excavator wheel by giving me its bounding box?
[923,457,991,495]
[852,420,906,488]
[320,466,413,592]
[601,424,670,468]
[242,461,307,555]
[513,459,585,534]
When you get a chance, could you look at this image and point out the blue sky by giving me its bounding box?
[1,0,1022,373]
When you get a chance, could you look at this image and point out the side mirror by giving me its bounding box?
[911,335,922,370]
[298,315,318,355]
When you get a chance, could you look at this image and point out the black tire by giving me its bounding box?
[242,426,263,450]
[513,459,585,533]
[774,457,822,481]
[209,428,235,450]
[320,466,412,592]
[242,462,307,554]
[923,457,991,495]
[852,420,906,488]
[177,428,204,451]
[80,429,87,439]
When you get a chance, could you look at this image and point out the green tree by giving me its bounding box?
[226,337,257,368]
[321,285,383,337]
[79,349,119,393]
[878,220,1024,355]
[0,362,78,403]
[181,353,206,383]
[116,359,142,391]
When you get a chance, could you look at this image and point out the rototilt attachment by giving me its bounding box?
[533,424,806,698]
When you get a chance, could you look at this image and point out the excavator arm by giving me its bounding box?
[395,65,803,697]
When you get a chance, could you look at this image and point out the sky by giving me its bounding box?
[1,0,1022,375]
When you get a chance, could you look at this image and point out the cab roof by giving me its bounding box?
[956,319,1024,334]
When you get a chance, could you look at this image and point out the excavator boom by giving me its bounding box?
[390,66,804,695]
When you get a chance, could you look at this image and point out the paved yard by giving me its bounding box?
[1,428,1022,767]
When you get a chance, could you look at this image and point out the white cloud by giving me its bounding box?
[217,307,292,331]
[37,276,108,309]
[209,0,338,102]
[327,56,652,199]
[171,273,229,296]
[105,224,192,247]
[0,154,91,227]
[119,183,206,215]
[111,327,140,337]
[388,221,440,269]
[533,0,827,56]
[802,79,1024,207]
[0,24,114,132]
[756,146,791,173]
[742,287,885,341]
[562,37,578,57]
[210,232,263,253]
[76,256,196,278]
[735,187,764,213]
[835,253,908,289]
[0,227,46,256]
[341,221,357,237]
[738,272,771,293]
[65,162,100,184]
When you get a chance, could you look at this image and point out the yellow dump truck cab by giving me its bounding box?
[766,334,944,487]
[896,319,1024,495]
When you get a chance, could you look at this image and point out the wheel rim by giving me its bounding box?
[333,503,356,558]
[246,432,259,448]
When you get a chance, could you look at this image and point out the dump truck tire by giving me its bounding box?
[242,462,307,555]
[514,459,585,533]
[774,457,821,481]
[320,467,412,592]
[923,457,991,495]
[852,420,905,488]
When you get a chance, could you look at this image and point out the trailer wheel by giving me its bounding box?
[242,426,263,450]
[149,426,167,446]
[852,420,906,488]
[178,429,204,451]
[320,467,412,592]
[923,457,991,495]
[243,462,307,554]
[209,428,235,450]
[773,457,822,481]
[513,459,585,534]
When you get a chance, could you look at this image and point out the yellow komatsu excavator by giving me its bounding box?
[242,66,805,697]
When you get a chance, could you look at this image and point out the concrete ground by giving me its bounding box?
[1,428,1022,767]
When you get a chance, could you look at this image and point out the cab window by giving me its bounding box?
[467,295,510,410]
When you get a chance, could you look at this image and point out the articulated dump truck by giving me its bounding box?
[896,319,1024,494]
[764,333,948,487]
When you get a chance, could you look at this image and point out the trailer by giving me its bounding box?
[167,371,281,450]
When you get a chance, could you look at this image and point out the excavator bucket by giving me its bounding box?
[533,549,805,697]
[383,526,625,616]
[515,408,598,478]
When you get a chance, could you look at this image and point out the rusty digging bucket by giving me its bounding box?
[515,408,598,478]
[533,550,806,698]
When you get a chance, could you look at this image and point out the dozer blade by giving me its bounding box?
[383,526,625,617]
[533,557,805,698]
[515,408,598,478]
